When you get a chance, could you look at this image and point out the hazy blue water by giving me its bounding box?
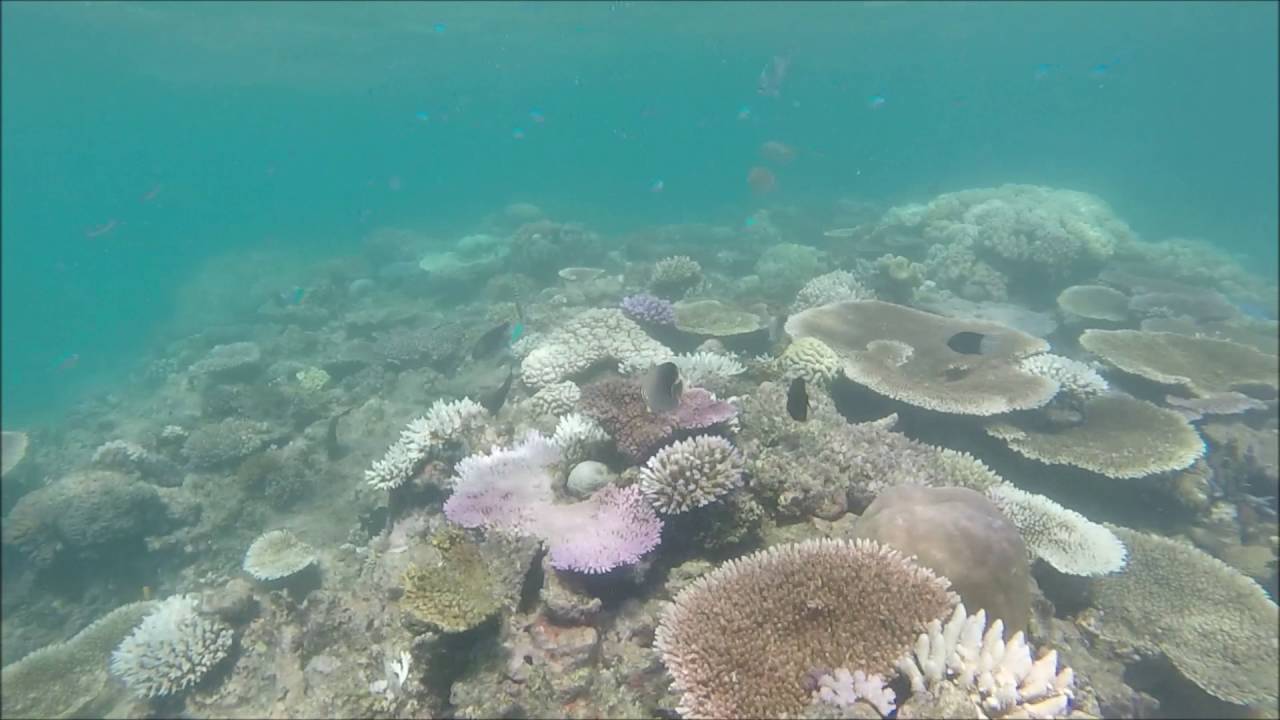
[3,1,1276,425]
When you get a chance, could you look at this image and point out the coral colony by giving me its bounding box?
[3,188,1277,720]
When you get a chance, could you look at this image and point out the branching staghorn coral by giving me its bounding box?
[519,308,672,388]
[365,397,488,490]
[110,594,234,699]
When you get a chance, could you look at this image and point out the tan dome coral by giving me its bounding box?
[778,336,842,384]
[654,538,956,719]
[1080,329,1279,398]
[1090,526,1279,707]
[986,394,1204,479]
[785,300,1056,415]
[673,299,767,338]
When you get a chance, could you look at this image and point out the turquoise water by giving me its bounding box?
[2,0,1276,422]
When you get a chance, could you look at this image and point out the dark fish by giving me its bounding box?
[787,377,810,422]
[472,321,512,360]
[946,331,986,355]
[642,361,684,413]
[326,407,354,461]
[479,364,515,415]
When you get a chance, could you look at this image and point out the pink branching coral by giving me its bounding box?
[541,485,663,574]
[581,378,737,461]
[442,432,662,573]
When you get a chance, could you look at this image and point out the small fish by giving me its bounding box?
[326,407,354,461]
[867,94,887,110]
[415,111,430,122]
[822,227,858,239]
[472,321,513,360]
[480,364,515,415]
[55,352,81,372]
[786,377,810,422]
[747,166,777,194]
[279,286,306,306]
[642,361,684,413]
[946,331,1006,356]
[650,179,665,193]
[1033,63,1053,81]
[757,55,790,98]
[744,215,757,228]
[433,22,447,33]
[141,184,163,202]
[736,104,752,120]
[512,127,526,140]
[85,219,119,239]
[514,301,527,325]
[760,140,796,164]
[388,175,402,191]
[529,109,546,123]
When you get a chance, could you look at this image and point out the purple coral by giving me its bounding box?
[621,293,676,326]
[442,432,662,574]
[541,484,664,574]
[581,378,739,462]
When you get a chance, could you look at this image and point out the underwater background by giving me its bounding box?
[2,0,1276,425]
[2,3,1279,720]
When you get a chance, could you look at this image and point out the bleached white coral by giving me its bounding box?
[670,352,746,390]
[792,270,872,313]
[520,308,671,388]
[985,483,1126,576]
[550,412,608,465]
[896,603,1075,719]
[639,435,744,514]
[366,398,488,490]
[1019,353,1108,401]
[812,668,897,717]
[526,381,581,418]
[110,594,234,698]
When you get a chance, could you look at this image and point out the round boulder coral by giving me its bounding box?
[243,529,316,581]
[110,594,234,698]
[654,538,956,718]
[779,337,842,384]
[853,485,1031,635]
[639,435,744,514]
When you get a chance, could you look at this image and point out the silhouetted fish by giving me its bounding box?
[787,377,810,422]
[472,321,512,360]
[326,407,354,460]
[479,364,515,415]
[642,361,684,413]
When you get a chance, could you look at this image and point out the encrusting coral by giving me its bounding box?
[655,538,956,718]
[786,300,1057,415]
[639,435,745,514]
[673,299,767,338]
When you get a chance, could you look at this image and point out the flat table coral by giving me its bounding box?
[1080,328,1279,398]
[785,300,1056,415]
[986,394,1204,479]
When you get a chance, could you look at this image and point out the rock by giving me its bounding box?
[566,461,613,499]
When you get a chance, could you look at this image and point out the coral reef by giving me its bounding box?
[673,299,767,339]
[182,418,280,469]
[654,538,956,718]
[754,243,829,303]
[639,435,744,514]
[526,380,582,418]
[189,341,263,379]
[1018,353,1109,402]
[786,300,1056,415]
[110,594,234,698]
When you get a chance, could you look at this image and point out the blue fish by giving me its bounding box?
[1033,63,1054,80]
[433,22,447,33]
[511,322,525,343]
